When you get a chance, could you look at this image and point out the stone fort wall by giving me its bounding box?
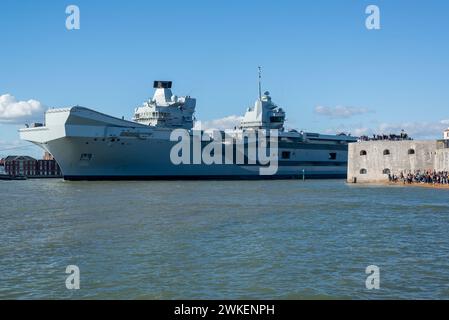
[347,140,449,183]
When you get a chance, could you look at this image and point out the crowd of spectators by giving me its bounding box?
[359,131,412,142]
[389,170,449,185]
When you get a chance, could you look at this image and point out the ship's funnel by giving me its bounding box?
[153,81,173,104]
[153,81,172,89]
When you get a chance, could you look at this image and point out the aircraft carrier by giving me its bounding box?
[19,78,357,180]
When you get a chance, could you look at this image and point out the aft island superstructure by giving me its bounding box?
[20,80,357,180]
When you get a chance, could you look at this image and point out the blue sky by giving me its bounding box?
[1,0,449,158]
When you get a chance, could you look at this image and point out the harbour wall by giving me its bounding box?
[347,140,449,183]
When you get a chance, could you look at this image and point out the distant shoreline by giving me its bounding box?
[349,181,449,190]
[386,182,449,190]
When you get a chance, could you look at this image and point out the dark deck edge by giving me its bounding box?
[63,174,347,181]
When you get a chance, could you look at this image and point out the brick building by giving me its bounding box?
[3,155,62,177]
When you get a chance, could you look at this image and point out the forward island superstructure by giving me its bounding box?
[20,80,357,180]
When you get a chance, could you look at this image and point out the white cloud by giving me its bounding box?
[315,105,372,119]
[376,121,449,139]
[0,139,42,159]
[0,139,23,150]
[326,119,449,140]
[324,125,369,137]
[194,115,243,130]
[0,94,44,123]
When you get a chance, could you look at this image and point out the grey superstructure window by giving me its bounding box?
[281,151,291,159]
[80,153,93,161]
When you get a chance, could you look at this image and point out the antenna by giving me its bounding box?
[258,66,262,100]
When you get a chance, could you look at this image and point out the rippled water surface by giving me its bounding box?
[1,179,449,299]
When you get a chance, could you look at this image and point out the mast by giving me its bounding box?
[258,66,262,100]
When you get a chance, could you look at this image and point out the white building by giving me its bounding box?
[444,128,449,140]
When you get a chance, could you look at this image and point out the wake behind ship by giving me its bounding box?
[19,80,357,180]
